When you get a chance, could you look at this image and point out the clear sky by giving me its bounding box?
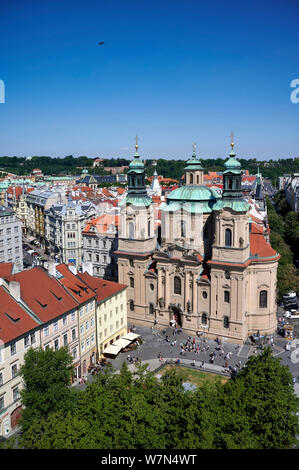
[0,0,298,160]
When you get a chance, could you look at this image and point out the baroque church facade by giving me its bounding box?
[116,140,280,344]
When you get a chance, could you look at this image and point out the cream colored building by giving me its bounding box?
[117,141,280,344]
[78,271,127,358]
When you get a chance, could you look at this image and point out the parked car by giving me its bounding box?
[32,252,39,256]
[284,312,292,318]
[283,292,296,299]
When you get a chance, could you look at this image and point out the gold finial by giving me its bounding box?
[192,142,196,155]
[230,131,235,149]
[135,135,139,152]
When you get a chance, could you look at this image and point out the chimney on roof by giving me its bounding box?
[9,281,21,302]
[68,265,77,276]
[45,261,57,278]
[82,262,93,276]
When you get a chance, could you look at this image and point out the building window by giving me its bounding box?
[202,313,207,325]
[129,222,134,239]
[225,270,230,279]
[129,300,134,312]
[223,316,229,329]
[10,343,16,356]
[224,291,230,303]
[150,283,154,291]
[202,291,208,299]
[63,334,68,346]
[259,290,268,308]
[148,220,151,237]
[72,328,76,341]
[12,386,19,402]
[174,276,181,295]
[54,339,59,350]
[53,321,58,332]
[190,173,193,184]
[225,228,232,247]
[180,221,186,238]
[0,396,4,412]
[11,364,18,379]
[129,259,134,267]
[149,303,155,315]
[0,372,3,386]
[130,277,134,288]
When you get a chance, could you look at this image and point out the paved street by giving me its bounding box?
[73,324,299,396]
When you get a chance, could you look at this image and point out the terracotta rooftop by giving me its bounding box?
[78,272,127,303]
[56,264,96,304]
[0,286,40,344]
[5,267,78,323]
[0,262,14,278]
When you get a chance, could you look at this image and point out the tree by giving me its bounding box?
[18,347,77,435]
[224,348,299,449]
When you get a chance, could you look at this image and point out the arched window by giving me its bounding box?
[224,290,230,303]
[225,228,232,247]
[223,316,229,329]
[129,300,134,311]
[190,173,193,184]
[149,303,155,315]
[129,222,134,239]
[196,175,199,184]
[174,276,181,295]
[227,178,232,189]
[259,290,268,308]
[225,270,230,279]
[202,313,207,325]
[129,277,134,288]
[180,220,186,238]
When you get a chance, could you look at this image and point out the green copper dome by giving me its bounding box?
[184,153,204,172]
[224,151,241,171]
[167,185,220,202]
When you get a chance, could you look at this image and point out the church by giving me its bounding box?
[116,139,280,344]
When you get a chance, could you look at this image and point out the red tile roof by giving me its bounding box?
[78,272,127,303]
[0,287,40,343]
[250,224,280,261]
[5,267,78,323]
[56,264,96,304]
[0,262,14,278]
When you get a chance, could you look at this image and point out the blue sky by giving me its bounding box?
[0,0,298,159]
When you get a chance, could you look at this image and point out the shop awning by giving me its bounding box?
[113,338,131,349]
[103,344,123,356]
[122,332,140,342]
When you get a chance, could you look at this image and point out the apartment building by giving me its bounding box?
[55,264,97,375]
[0,283,41,438]
[82,214,119,280]
[78,271,127,358]
[0,205,23,272]
[45,197,97,267]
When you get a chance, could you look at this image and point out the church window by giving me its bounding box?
[224,290,230,303]
[190,173,193,184]
[129,259,134,267]
[223,316,229,328]
[202,313,207,325]
[129,222,134,239]
[129,300,134,311]
[196,175,199,184]
[259,290,268,308]
[225,270,230,279]
[129,277,134,288]
[149,303,155,315]
[202,291,208,299]
[225,228,232,247]
[174,276,181,295]
[180,221,186,238]
[150,283,154,291]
